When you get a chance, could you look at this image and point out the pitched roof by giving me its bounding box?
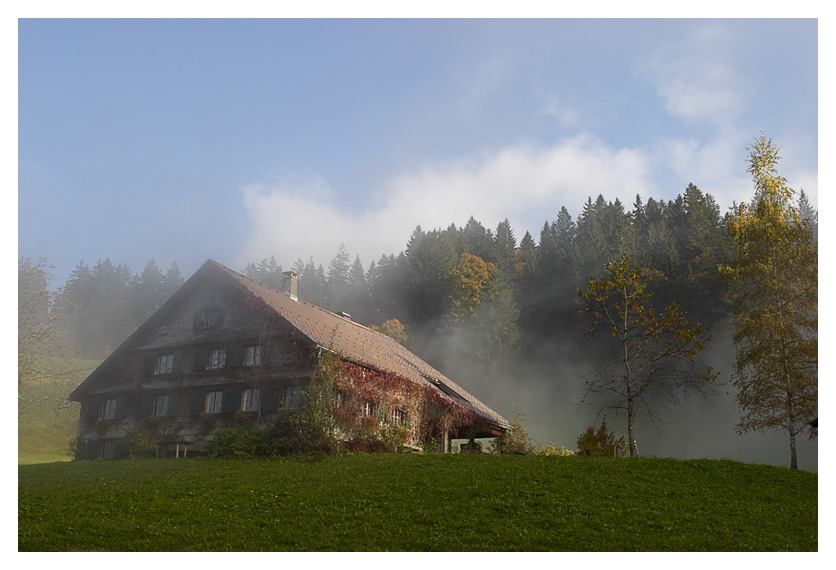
[213,261,510,430]
[70,259,510,431]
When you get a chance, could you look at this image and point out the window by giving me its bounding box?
[98,440,115,459]
[100,398,117,420]
[208,349,226,369]
[283,387,301,409]
[202,310,218,329]
[363,401,377,418]
[241,388,261,412]
[391,408,407,425]
[155,354,174,375]
[194,308,225,331]
[204,391,223,414]
[152,394,169,417]
[244,346,264,367]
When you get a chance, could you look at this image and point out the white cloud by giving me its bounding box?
[236,134,653,270]
[655,128,818,211]
[654,129,750,207]
[634,24,744,123]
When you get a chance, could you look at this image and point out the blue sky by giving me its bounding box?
[18,18,819,285]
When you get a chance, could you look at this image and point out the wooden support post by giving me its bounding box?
[437,417,451,453]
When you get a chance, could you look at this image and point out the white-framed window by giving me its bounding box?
[390,408,406,425]
[363,401,377,418]
[155,354,174,375]
[204,391,223,414]
[202,310,218,329]
[241,388,261,412]
[98,440,115,459]
[283,386,301,409]
[152,394,169,417]
[100,398,117,420]
[244,346,264,367]
[208,348,226,369]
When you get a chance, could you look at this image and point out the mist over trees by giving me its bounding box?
[20,147,818,465]
[578,255,718,457]
[47,259,184,359]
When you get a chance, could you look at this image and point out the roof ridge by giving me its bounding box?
[213,260,398,338]
[181,261,508,428]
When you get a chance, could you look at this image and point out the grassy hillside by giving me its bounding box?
[19,454,816,551]
[18,356,100,464]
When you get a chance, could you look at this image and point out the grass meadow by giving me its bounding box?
[18,356,99,464]
[19,453,817,552]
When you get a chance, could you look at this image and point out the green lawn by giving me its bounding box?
[19,454,817,551]
[18,356,99,464]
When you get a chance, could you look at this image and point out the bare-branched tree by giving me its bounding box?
[578,255,718,457]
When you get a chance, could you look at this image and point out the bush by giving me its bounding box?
[536,444,575,457]
[68,436,87,460]
[576,419,628,457]
[206,409,338,459]
[114,427,157,459]
[492,406,536,455]
[205,425,272,459]
[278,407,339,455]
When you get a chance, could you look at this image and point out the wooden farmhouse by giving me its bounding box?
[69,260,510,459]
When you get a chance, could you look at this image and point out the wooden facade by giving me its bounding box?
[69,260,510,458]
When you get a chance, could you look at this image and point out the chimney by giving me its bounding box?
[282,270,298,302]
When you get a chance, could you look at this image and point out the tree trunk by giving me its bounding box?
[627,398,638,457]
[786,387,798,470]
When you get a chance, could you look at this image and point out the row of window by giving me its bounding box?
[96,389,405,423]
[153,345,266,375]
[359,401,407,425]
[198,387,300,414]
[97,386,301,420]
[159,309,224,338]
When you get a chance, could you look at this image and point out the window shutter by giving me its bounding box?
[143,355,155,376]
[193,311,203,331]
[226,346,241,368]
[262,388,279,412]
[193,349,207,372]
[261,388,279,412]
[114,397,127,419]
[87,398,101,421]
[172,351,184,372]
[221,389,238,414]
[189,390,204,416]
[167,393,179,417]
[140,393,152,417]
[87,441,99,461]
[260,347,270,368]
[216,308,226,328]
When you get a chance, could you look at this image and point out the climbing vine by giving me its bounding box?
[310,350,479,451]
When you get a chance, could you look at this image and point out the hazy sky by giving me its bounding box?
[18,18,818,285]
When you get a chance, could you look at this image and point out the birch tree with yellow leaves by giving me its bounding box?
[720,134,817,470]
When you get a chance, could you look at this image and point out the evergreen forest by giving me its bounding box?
[19,175,819,468]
